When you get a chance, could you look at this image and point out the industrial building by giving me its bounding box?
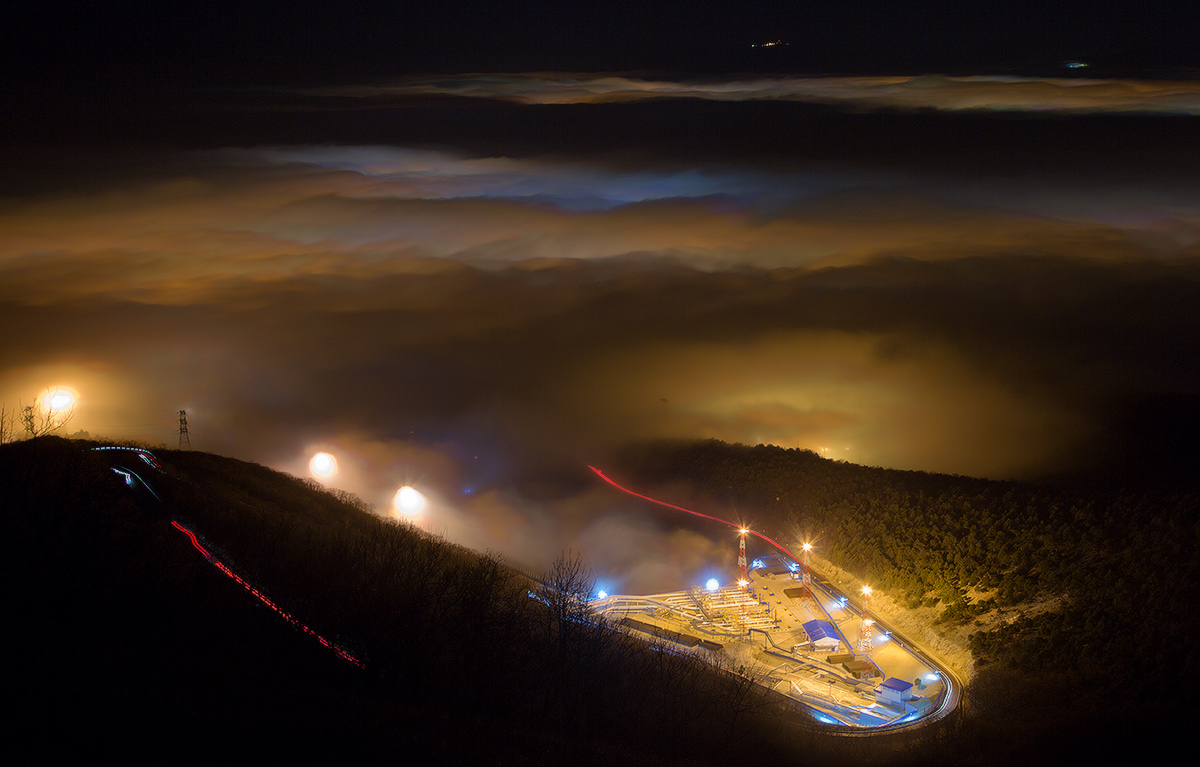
[587,524,946,728]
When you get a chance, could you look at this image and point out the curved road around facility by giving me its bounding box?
[588,466,963,733]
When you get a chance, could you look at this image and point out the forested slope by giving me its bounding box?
[616,439,1200,704]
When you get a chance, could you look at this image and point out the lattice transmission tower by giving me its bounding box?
[858,585,876,681]
[178,410,191,449]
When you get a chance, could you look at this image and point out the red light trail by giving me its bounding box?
[588,465,855,652]
[95,447,362,668]
[170,520,363,668]
[586,466,799,561]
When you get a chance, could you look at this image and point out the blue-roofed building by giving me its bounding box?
[875,677,914,709]
[801,619,842,651]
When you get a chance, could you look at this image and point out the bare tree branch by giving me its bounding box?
[0,404,13,444]
[10,390,76,441]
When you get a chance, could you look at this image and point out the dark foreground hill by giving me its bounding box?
[4,436,1192,764]
[2,437,841,765]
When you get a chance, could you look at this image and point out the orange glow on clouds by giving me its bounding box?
[312,74,1200,116]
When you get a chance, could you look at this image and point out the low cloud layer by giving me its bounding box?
[310,74,1200,115]
[2,139,1197,591]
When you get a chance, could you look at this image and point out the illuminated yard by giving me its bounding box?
[588,467,957,729]
[594,562,951,729]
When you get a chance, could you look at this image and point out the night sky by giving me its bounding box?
[3,3,1198,590]
[6,2,1199,85]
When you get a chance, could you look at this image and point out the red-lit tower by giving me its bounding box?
[737,528,749,588]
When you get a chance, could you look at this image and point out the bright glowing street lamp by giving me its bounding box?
[37,385,78,414]
[42,389,77,411]
[799,541,815,603]
[393,485,425,517]
[309,452,338,479]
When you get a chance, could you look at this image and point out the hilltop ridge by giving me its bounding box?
[2,437,820,765]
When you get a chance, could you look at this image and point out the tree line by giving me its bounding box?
[617,439,1200,708]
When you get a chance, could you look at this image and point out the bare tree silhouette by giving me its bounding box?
[2,389,75,442]
[0,404,14,444]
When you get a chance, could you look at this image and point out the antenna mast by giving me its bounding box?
[737,528,749,588]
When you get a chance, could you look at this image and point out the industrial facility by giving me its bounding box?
[591,530,947,728]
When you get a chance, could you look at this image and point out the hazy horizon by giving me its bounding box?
[4,67,1199,591]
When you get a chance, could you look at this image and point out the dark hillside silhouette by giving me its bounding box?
[3,438,822,764]
[4,436,1191,763]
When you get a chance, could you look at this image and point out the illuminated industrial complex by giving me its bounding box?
[593,552,948,728]
[589,468,953,729]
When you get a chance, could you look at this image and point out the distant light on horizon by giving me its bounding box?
[706,578,720,591]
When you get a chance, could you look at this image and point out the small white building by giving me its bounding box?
[875,677,914,709]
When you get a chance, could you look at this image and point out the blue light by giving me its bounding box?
[751,559,765,570]
[706,578,720,591]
